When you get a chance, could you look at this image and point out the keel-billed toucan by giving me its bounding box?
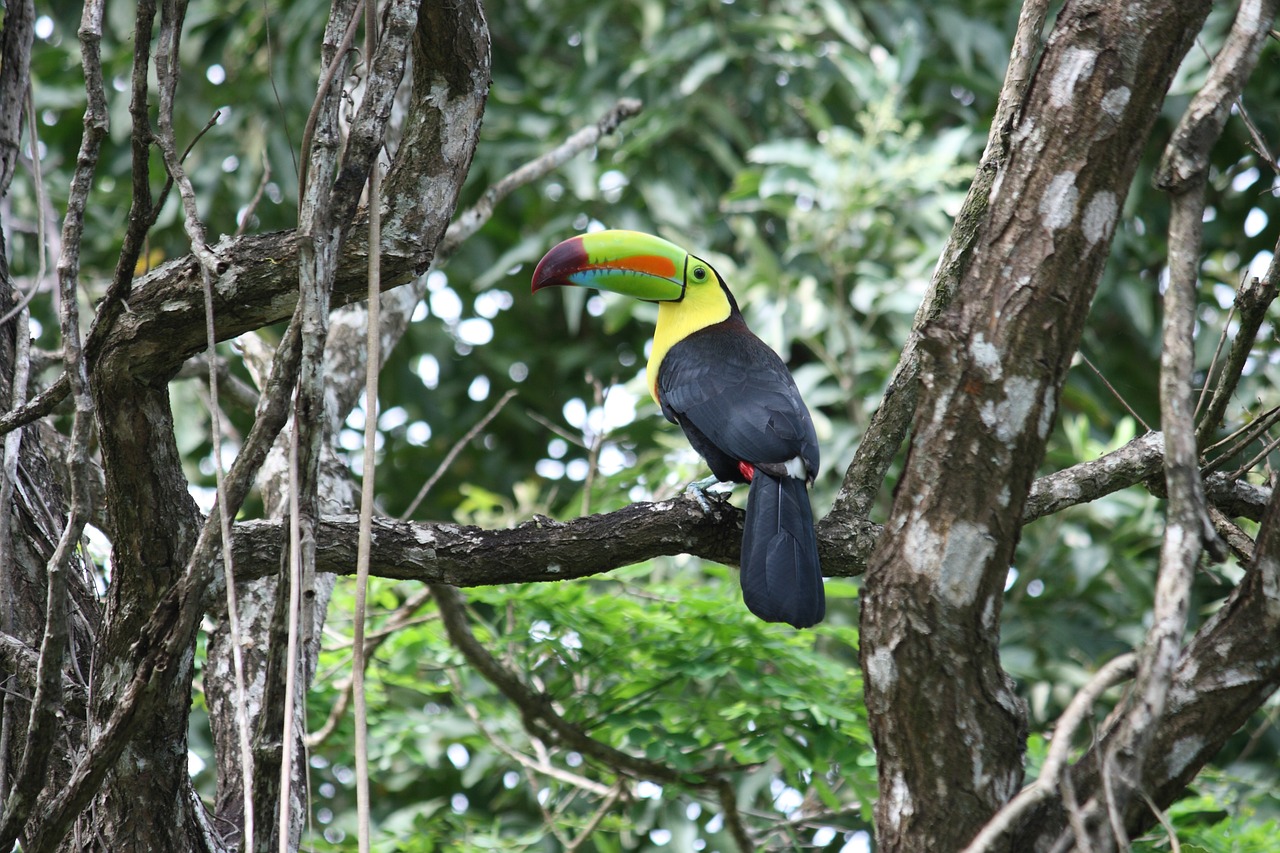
[532,230,824,628]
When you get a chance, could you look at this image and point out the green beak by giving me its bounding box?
[531,230,689,302]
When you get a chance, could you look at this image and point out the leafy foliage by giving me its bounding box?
[20,0,1280,848]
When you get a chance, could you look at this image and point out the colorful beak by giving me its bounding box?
[531,230,689,302]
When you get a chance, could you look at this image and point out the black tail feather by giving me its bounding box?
[740,472,824,628]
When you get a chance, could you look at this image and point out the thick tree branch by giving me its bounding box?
[0,631,86,718]
[1066,3,1276,846]
[1082,179,1208,853]
[14,0,493,845]
[1024,431,1165,521]
[0,0,34,197]
[1015,474,1280,849]
[0,1,104,847]
[221,437,1274,591]
[233,497,751,585]
[0,373,68,437]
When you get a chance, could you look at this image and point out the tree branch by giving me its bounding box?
[434,97,644,263]
[431,583,743,788]
[963,654,1138,853]
[0,0,34,197]
[0,631,86,718]
[219,436,1277,592]
[1195,273,1277,447]
[1090,176,1208,846]
[1023,432,1165,521]
[1015,472,1280,849]
[234,497,750,585]
[1007,1,1280,847]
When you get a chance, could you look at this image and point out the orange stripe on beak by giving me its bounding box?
[594,253,679,279]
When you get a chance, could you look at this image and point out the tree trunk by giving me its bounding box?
[859,2,1213,850]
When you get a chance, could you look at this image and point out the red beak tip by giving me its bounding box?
[531,236,589,293]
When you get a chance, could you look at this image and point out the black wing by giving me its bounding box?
[657,320,819,479]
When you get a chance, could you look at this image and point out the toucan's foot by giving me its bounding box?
[684,475,724,513]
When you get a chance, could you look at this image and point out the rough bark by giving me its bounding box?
[859,2,1213,851]
[201,1,492,850]
[0,0,491,848]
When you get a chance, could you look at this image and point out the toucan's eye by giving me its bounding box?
[692,266,708,281]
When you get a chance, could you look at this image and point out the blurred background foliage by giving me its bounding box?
[19,0,1280,849]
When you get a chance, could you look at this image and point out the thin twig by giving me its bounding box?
[0,76,47,325]
[430,583,739,787]
[0,81,52,332]
[351,1,381,846]
[1193,287,1236,420]
[234,151,273,237]
[277,0,366,842]
[1079,353,1153,433]
[1229,431,1280,480]
[565,782,625,852]
[1195,272,1277,446]
[1202,404,1280,471]
[1141,790,1181,853]
[305,588,435,747]
[717,778,754,853]
[280,421,306,853]
[525,408,588,449]
[399,389,516,520]
[581,377,607,516]
[448,670,615,798]
[88,0,160,354]
[435,98,644,263]
[297,2,364,201]
[174,352,262,411]
[0,276,43,327]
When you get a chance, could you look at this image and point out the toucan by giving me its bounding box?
[532,230,824,628]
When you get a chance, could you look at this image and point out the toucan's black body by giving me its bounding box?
[656,308,824,629]
[532,229,825,628]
